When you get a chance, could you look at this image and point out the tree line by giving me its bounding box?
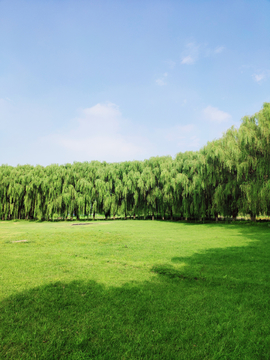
[1,103,270,221]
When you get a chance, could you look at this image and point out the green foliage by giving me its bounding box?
[1,103,270,221]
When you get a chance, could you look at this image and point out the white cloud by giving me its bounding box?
[241,65,269,83]
[181,42,200,65]
[252,72,268,83]
[40,103,202,163]
[181,42,225,65]
[203,106,231,123]
[181,55,195,65]
[82,102,120,119]
[77,103,121,132]
[155,72,168,86]
[156,79,166,86]
[47,103,153,162]
[214,46,225,54]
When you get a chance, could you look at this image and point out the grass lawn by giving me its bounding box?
[0,220,269,359]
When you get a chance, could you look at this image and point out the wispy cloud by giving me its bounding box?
[155,72,168,86]
[203,106,231,123]
[252,71,269,83]
[181,42,225,65]
[181,55,195,65]
[214,46,225,54]
[241,65,269,83]
[181,42,200,65]
[253,73,265,82]
[156,79,166,86]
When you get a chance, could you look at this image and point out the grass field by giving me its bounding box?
[0,220,269,359]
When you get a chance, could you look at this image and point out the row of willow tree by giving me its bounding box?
[1,103,270,221]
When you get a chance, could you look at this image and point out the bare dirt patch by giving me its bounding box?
[12,240,28,243]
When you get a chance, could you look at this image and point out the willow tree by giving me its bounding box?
[200,132,240,221]
[237,103,270,220]
[1,102,270,223]
[138,158,160,220]
[160,157,173,219]
[159,156,184,220]
[0,166,13,220]
[177,151,203,220]
[214,128,241,220]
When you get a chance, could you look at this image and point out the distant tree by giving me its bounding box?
[1,103,270,222]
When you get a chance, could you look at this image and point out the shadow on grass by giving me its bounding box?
[1,225,270,360]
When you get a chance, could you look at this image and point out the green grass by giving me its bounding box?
[0,220,269,359]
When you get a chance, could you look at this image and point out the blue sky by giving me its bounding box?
[1,0,270,166]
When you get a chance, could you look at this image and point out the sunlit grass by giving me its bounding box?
[0,220,269,359]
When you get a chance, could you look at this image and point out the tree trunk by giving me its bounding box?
[113,215,115,220]
[251,214,256,222]
[162,216,164,220]
[152,214,154,221]
[133,214,136,219]
[214,212,218,222]
[232,209,238,221]
[93,212,95,220]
